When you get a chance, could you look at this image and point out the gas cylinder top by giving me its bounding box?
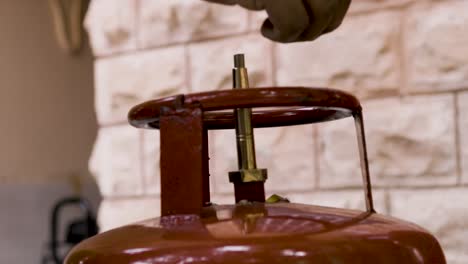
[66,203,443,264]
[65,55,446,264]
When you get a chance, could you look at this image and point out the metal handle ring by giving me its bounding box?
[128,87,375,213]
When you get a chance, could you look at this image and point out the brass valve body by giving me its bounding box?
[229,54,267,183]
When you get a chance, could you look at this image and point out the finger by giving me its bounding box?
[323,0,351,34]
[261,0,310,43]
[237,0,265,10]
[201,0,237,6]
[295,0,336,42]
[295,0,350,42]
[203,0,265,10]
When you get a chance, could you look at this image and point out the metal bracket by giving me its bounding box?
[159,99,210,216]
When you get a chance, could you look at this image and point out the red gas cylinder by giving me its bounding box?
[65,55,446,264]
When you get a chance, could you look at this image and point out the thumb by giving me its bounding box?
[261,0,309,43]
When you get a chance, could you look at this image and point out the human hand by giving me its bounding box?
[202,0,265,10]
[203,0,351,43]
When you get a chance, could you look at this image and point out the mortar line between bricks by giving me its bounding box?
[356,91,465,104]
[313,126,321,190]
[139,130,147,195]
[209,132,218,195]
[317,184,468,191]
[246,10,253,30]
[383,188,392,215]
[134,0,141,50]
[348,2,415,17]
[271,43,278,87]
[94,32,257,59]
[230,183,468,194]
[99,120,129,128]
[104,195,161,202]
[405,88,468,96]
[184,44,193,92]
[321,184,468,192]
[454,92,463,184]
[362,90,468,105]
[398,6,409,97]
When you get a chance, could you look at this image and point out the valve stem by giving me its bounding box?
[229,54,267,184]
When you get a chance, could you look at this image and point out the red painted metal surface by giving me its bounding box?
[159,101,208,215]
[65,204,445,263]
[65,87,446,263]
[233,182,266,203]
[128,87,360,129]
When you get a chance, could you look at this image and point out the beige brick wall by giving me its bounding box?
[85,0,468,263]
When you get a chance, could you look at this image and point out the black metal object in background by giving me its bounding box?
[41,197,98,264]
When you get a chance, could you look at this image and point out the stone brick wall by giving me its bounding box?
[85,0,468,263]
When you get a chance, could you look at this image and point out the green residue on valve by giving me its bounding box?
[266,194,290,203]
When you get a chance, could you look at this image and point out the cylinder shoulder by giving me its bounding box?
[66,203,445,264]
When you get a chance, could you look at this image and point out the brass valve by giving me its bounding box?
[228,54,268,183]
